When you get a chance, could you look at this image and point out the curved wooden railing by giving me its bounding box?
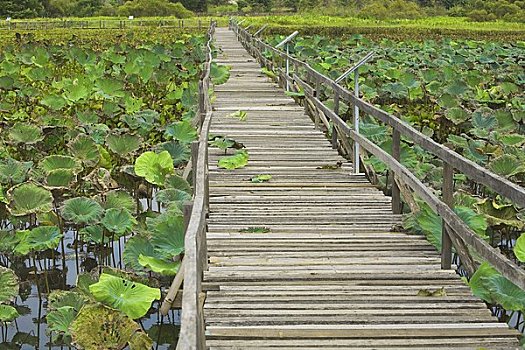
[161,21,215,350]
[231,20,525,290]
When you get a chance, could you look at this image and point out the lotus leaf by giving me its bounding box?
[7,182,53,216]
[138,254,181,276]
[15,226,63,255]
[0,267,18,303]
[158,141,190,166]
[164,174,192,194]
[8,123,43,144]
[101,208,137,236]
[164,121,197,144]
[0,231,20,254]
[61,197,105,225]
[0,305,19,322]
[40,155,82,175]
[149,214,185,258]
[89,273,160,319]
[41,94,67,110]
[484,275,525,311]
[48,290,87,312]
[123,236,156,272]
[251,174,272,183]
[102,190,137,212]
[129,331,154,350]
[468,262,498,303]
[45,169,76,189]
[488,155,525,178]
[218,150,249,170]
[134,151,174,186]
[121,110,158,134]
[69,134,100,166]
[79,225,105,244]
[47,306,76,338]
[106,134,142,156]
[514,234,525,263]
[155,188,191,206]
[211,63,230,85]
[0,158,33,185]
[70,304,139,349]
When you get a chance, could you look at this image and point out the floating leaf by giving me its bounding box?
[129,331,154,350]
[102,190,136,212]
[46,306,76,338]
[7,182,53,217]
[61,197,105,225]
[134,151,174,186]
[218,150,249,170]
[89,273,160,319]
[45,169,76,189]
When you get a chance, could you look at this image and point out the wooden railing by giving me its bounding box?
[0,19,206,31]
[231,20,525,290]
[157,21,215,350]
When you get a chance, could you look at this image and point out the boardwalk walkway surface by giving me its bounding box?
[202,27,520,349]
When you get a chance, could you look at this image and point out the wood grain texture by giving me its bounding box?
[199,27,520,349]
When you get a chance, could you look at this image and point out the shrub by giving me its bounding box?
[117,0,194,18]
[359,0,425,19]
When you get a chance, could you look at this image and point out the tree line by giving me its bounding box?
[0,0,523,22]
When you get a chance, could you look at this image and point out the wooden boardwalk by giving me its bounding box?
[202,27,520,349]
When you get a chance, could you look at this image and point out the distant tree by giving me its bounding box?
[0,0,45,18]
[179,0,207,12]
[118,0,194,17]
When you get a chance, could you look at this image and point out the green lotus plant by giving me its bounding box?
[0,267,19,323]
[0,158,33,185]
[106,134,142,156]
[40,155,83,175]
[164,120,198,144]
[134,151,175,186]
[89,273,160,319]
[101,208,137,237]
[514,234,525,263]
[7,182,54,217]
[138,254,181,276]
[14,226,63,255]
[69,134,100,166]
[61,197,105,225]
[123,236,157,272]
[70,304,152,350]
[8,123,44,144]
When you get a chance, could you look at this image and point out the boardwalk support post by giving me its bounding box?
[441,162,454,269]
[392,129,402,214]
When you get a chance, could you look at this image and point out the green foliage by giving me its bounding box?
[218,150,249,170]
[117,0,194,17]
[251,174,272,183]
[134,151,175,186]
[61,197,105,225]
[89,273,160,319]
[228,110,248,121]
[359,0,425,19]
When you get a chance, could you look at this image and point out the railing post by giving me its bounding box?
[198,81,205,127]
[353,68,360,174]
[392,129,402,214]
[332,90,339,149]
[442,162,454,269]
[191,141,199,194]
[314,76,321,129]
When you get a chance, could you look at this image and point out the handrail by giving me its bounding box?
[231,19,525,291]
[174,21,215,350]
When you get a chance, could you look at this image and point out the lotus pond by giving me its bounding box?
[259,31,525,334]
[0,28,229,349]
